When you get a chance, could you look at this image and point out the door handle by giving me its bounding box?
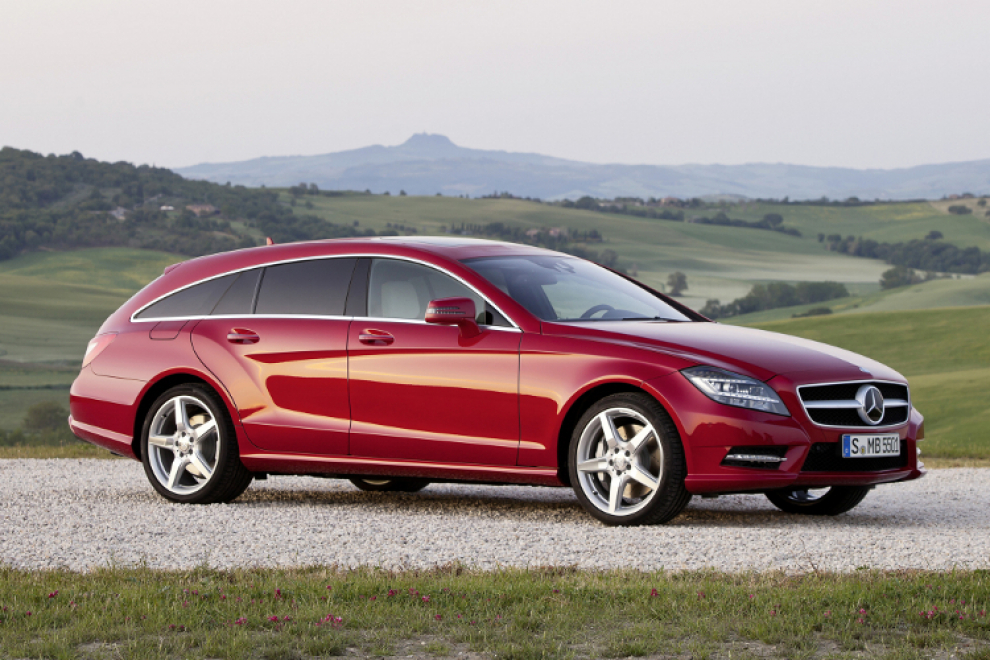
[359,330,394,346]
[226,328,260,344]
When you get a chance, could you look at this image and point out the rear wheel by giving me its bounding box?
[141,384,253,504]
[348,477,430,492]
[568,393,691,526]
[765,486,871,515]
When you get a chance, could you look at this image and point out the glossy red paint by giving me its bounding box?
[191,317,351,455]
[69,237,925,502]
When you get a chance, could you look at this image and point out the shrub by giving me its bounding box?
[23,400,68,431]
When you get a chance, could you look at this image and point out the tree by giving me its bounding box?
[880,265,923,290]
[926,230,943,240]
[399,190,407,196]
[947,205,972,215]
[598,249,619,269]
[667,271,688,296]
[763,213,784,228]
[700,299,723,319]
[23,401,68,431]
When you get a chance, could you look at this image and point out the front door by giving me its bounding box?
[347,258,521,465]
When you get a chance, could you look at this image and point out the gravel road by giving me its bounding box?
[2,459,987,573]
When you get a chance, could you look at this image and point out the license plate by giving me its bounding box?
[842,433,900,458]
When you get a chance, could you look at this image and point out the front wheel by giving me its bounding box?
[765,486,871,515]
[141,384,253,504]
[568,393,691,526]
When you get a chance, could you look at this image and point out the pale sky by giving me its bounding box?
[2,0,988,170]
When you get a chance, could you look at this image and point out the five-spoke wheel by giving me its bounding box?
[141,384,253,504]
[568,393,690,526]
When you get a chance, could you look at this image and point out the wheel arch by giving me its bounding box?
[131,370,238,460]
[555,381,656,486]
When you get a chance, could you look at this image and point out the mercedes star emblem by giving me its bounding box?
[855,385,885,425]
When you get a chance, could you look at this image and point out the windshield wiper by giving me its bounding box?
[616,317,683,322]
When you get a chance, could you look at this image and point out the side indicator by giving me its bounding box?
[82,333,117,368]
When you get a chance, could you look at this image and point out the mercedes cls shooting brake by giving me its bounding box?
[69,237,925,525]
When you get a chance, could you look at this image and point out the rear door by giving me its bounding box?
[191,257,359,455]
[346,258,522,465]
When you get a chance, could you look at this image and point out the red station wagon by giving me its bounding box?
[69,237,925,525]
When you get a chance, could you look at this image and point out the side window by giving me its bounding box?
[135,274,236,320]
[211,269,261,316]
[255,258,357,315]
[367,259,509,326]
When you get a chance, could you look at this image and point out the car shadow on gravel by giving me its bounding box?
[220,482,930,528]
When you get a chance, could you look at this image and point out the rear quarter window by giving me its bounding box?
[134,274,236,320]
[255,258,357,315]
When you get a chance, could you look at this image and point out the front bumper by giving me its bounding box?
[643,373,925,495]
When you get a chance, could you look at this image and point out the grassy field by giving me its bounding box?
[0,248,185,432]
[290,194,910,310]
[0,566,988,660]
[289,194,990,311]
[0,200,987,459]
[748,306,990,459]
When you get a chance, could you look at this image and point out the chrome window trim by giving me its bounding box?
[795,379,912,430]
[129,253,521,329]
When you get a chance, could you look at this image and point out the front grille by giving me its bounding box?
[801,441,908,472]
[806,406,910,427]
[721,446,787,470]
[797,381,910,428]
[801,382,908,402]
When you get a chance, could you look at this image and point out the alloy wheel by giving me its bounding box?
[574,407,665,517]
[147,395,220,495]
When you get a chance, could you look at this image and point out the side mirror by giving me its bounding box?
[425,297,481,338]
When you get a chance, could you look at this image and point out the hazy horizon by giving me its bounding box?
[3,1,989,171]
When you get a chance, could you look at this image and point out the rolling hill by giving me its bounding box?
[177,133,990,201]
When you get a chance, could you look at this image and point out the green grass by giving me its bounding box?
[291,194,903,310]
[748,306,990,459]
[0,566,988,660]
[0,201,987,455]
[0,388,69,430]
[290,193,990,314]
[0,248,184,364]
[0,443,117,459]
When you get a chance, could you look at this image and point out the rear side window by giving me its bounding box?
[211,269,261,316]
[135,274,236,320]
[255,258,357,315]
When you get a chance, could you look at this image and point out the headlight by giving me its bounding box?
[682,366,789,416]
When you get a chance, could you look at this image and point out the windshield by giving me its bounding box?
[462,255,693,322]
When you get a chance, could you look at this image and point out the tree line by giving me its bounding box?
[0,148,373,260]
[700,281,849,319]
[820,233,990,275]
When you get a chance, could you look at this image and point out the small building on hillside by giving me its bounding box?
[185,204,219,217]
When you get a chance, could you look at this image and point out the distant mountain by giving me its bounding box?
[177,133,990,201]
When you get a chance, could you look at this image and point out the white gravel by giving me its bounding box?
[2,459,987,573]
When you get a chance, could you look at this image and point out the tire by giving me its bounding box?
[140,384,253,504]
[568,392,691,526]
[765,486,871,515]
[348,477,430,492]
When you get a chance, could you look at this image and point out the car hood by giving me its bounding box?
[544,320,903,383]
